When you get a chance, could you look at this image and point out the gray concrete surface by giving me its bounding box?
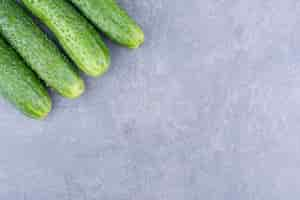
[1,0,300,199]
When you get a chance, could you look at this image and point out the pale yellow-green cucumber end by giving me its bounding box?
[61,78,85,99]
[24,95,52,120]
[128,27,145,49]
[86,54,111,78]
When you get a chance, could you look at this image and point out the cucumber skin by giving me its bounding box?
[22,0,110,77]
[70,0,144,48]
[0,0,84,99]
[0,37,51,119]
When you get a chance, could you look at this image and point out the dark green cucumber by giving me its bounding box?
[0,37,51,119]
[21,0,110,77]
[0,0,84,99]
[69,0,144,48]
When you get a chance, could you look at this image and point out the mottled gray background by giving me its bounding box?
[1,0,300,199]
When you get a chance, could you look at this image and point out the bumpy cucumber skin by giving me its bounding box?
[0,0,84,98]
[22,0,110,77]
[70,0,144,48]
[0,37,51,119]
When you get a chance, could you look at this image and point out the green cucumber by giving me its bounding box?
[21,0,110,77]
[69,0,144,48]
[0,0,84,99]
[0,37,51,119]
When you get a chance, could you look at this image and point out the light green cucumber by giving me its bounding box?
[21,0,110,77]
[0,36,51,119]
[0,0,84,98]
[69,0,144,48]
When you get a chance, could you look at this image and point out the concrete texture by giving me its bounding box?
[1,0,300,199]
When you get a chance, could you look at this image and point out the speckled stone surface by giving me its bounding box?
[1,0,300,199]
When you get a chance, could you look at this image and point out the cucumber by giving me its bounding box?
[69,0,144,48]
[0,0,85,98]
[21,0,110,77]
[0,37,51,119]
